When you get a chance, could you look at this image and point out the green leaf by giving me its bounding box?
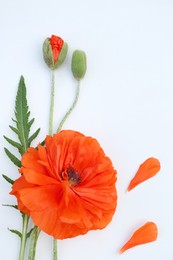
[28,128,41,147]
[8,228,22,238]
[4,136,22,151]
[39,140,45,147]
[26,228,34,239]
[27,118,34,130]
[4,75,41,195]
[2,174,14,184]
[15,76,30,154]
[4,148,21,167]
[9,125,19,135]
[5,76,41,157]
[2,204,18,210]
[12,118,17,123]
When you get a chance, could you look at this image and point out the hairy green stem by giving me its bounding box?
[18,214,29,260]
[28,226,40,260]
[53,238,58,260]
[49,70,55,136]
[57,80,80,132]
[48,69,58,259]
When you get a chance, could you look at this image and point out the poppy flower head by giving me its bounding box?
[11,130,117,239]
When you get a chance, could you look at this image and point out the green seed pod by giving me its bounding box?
[71,50,87,80]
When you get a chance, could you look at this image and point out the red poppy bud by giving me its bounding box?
[43,35,68,70]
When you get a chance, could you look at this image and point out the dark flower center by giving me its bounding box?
[61,167,81,186]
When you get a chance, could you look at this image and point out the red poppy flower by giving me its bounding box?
[50,35,64,64]
[11,130,117,239]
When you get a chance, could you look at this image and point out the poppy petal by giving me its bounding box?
[128,157,160,191]
[21,147,46,174]
[119,222,158,254]
[22,169,59,185]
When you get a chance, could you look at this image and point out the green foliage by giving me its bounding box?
[8,228,22,238]
[2,174,14,184]
[26,228,34,239]
[28,128,40,147]
[4,76,40,168]
[4,148,21,168]
[3,76,41,251]
[2,204,18,210]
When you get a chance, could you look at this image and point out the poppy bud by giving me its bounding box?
[43,35,68,70]
[71,50,87,80]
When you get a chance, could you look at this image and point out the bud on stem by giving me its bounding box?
[42,35,68,70]
[71,50,87,80]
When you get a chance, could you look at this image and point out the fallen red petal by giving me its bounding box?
[128,157,160,191]
[119,221,158,254]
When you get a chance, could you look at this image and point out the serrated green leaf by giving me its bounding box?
[9,125,19,135]
[15,76,29,154]
[28,128,41,147]
[4,148,21,167]
[4,136,22,151]
[5,75,41,161]
[2,174,14,184]
[8,228,22,238]
[3,76,42,244]
[2,204,18,210]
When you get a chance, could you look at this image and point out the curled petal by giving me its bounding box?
[119,222,158,254]
[128,157,161,191]
[50,35,64,64]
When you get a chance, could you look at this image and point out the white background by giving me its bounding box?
[0,0,173,259]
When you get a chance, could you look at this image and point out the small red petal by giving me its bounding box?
[119,222,158,254]
[128,157,160,191]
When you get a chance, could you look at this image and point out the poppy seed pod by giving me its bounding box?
[43,35,68,70]
[71,50,87,80]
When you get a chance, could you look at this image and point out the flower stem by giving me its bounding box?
[53,238,58,260]
[48,69,58,259]
[28,226,40,260]
[57,80,80,132]
[49,70,55,136]
[18,214,29,260]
